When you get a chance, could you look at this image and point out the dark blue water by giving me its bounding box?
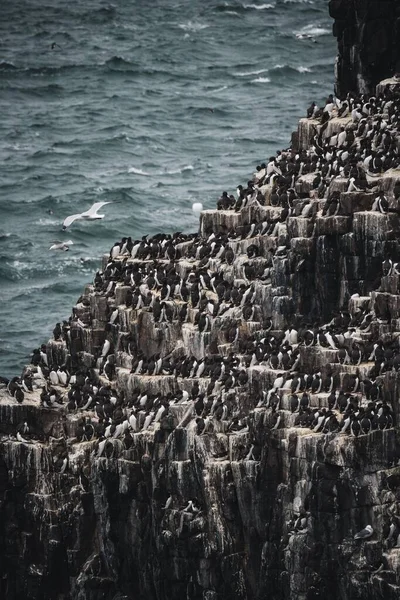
[0,0,335,377]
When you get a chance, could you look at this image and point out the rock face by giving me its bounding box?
[2,34,400,600]
[330,0,400,96]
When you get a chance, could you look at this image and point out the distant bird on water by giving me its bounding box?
[62,201,112,230]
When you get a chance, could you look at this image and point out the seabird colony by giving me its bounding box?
[2,82,400,545]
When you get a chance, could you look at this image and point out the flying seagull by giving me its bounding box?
[49,240,74,251]
[63,201,111,230]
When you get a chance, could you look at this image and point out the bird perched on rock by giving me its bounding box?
[354,525,373,540]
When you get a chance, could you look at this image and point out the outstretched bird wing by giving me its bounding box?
[49,240,74,250]
[63,213,83,228]
[81,201,111,218]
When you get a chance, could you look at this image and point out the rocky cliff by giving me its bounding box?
[2,17,400,600]
[330,0,400,97]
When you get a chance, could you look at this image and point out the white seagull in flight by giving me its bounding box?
[49,240,74,251]
[62,201,111,230]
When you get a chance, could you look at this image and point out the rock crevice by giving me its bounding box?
[330,0,400,96]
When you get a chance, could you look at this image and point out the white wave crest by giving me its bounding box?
[34,218,59,226]
[251,77,271,83]
[166,165,194,175]
[128,167,151,175]
[9,260,29,276]
[129,164,194,176]
[271,64,311,73]
[209,85,228,93]
[178,21,209,32]
[235,68,270,77]
[243,3,275,9]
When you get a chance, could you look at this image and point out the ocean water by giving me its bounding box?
[0,0,335,377]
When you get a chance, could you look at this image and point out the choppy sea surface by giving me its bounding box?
[0,0,335,377]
